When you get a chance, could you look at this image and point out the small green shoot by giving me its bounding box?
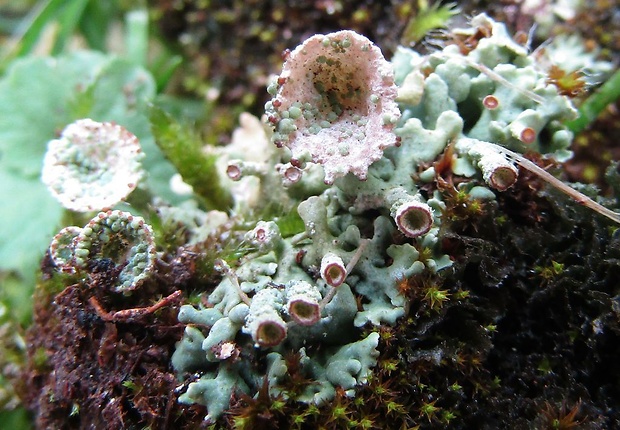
[567,68,620,134]
[401,0,459,45]
[149,106,233,211]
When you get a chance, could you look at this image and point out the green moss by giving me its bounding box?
[149,106,233,210]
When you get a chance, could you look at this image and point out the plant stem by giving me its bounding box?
[566,69,620,134]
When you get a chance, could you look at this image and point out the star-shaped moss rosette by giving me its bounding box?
[41,119,145,212]
[265,30,400,184]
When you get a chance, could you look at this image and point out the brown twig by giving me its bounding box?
[493,144,620,224]
[89,290,183,322]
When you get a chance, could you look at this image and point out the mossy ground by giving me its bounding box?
[18,252,206,429]
[18,154,620,429]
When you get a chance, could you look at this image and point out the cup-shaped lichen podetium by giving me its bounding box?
[461,138,519,192]
[285,280,322,326]
[72,210,156,292]
[479,155,518,191]
[320,252,347,287]
[391,199,434,238]
[42,119,144,212]
[386,187,434,238]
[266,30,400,184]
[244,288,287,347]
[49,226,82,273]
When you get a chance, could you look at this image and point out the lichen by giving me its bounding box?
[169,15,620,424]
[48,210,157,292]
[41,119,144,212]
[265,30,401,184]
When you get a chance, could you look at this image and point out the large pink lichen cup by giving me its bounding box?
[266,30,400,184]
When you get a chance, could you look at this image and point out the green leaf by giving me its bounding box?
[154,94,209,123]
[0,407,32,430]
[2,0,66,60]
[78,1,119,51]
[151,54,183,93]
[124,9,149,67]
[567,68,620,134]
[0,51,108,176]
[275,210,305,238]
[51,0,90,55]
[0,169,62,284]
[0,271,38,325]
[1,0,120,65]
